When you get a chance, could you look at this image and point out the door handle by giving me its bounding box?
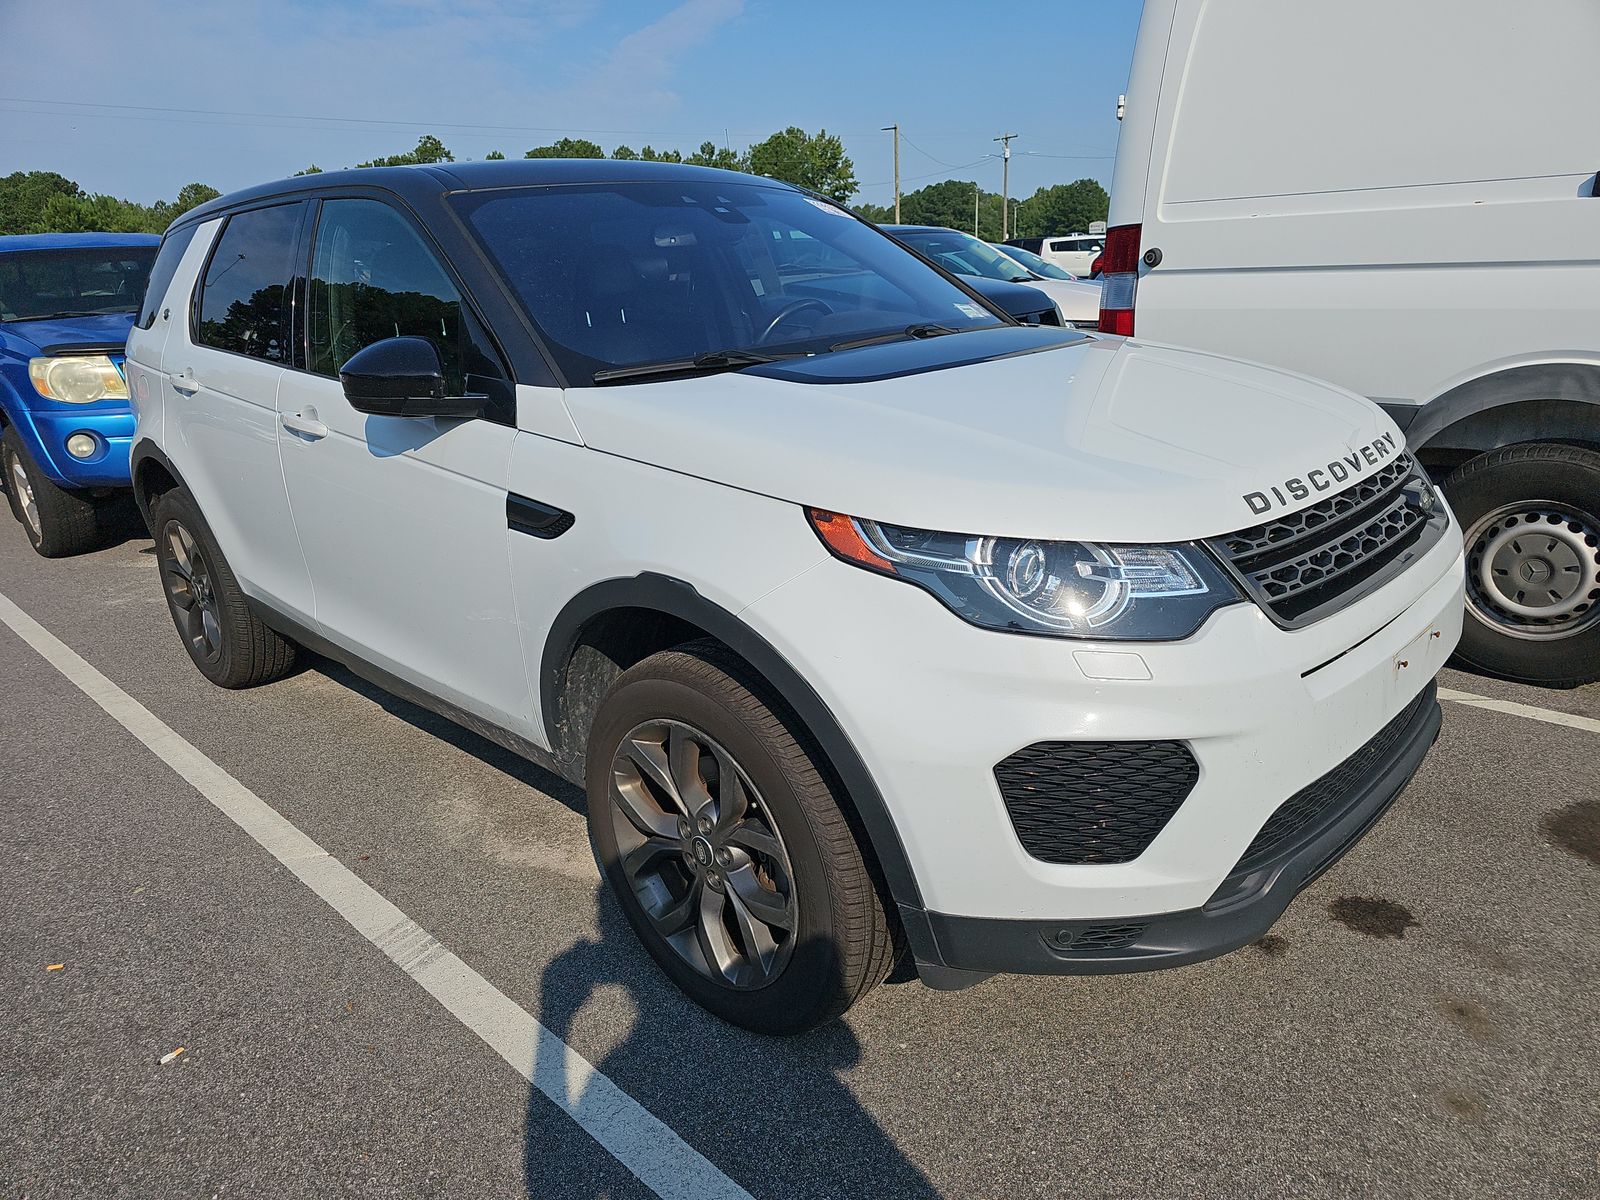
[170,369,200,395]
[281,411,329,440]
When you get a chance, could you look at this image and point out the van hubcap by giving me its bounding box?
[160,520,224,661]
[1465,502,1600,640]
[9,457,39,537]
[609,719,796,990]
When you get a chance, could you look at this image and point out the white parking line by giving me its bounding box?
[0,589,752,1200]
[1438,686,1600,736]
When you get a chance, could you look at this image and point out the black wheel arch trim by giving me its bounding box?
[539,573,925,911]
[1405,361,1600,454]
[129,438,192,526]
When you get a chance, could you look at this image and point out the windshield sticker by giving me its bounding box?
[803,197,846,216]
[954,303,985,319]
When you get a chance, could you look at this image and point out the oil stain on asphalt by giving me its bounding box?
[1542,798,1599,867]
[1439,997,1497,1042]
[1327,895,1418,939]
[1251,934,1289,957]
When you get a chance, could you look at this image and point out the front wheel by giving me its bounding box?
[1443,443,1600,687]
[587,640,896,1034]
[1,426,102,557]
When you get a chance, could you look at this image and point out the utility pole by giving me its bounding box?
[994,132,1017,239]
[974,182,980,236]
[882,124,900,223]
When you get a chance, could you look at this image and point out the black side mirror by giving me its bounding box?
[339,336,486,419]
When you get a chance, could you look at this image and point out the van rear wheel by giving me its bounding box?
[587,640,896,1034]
[1444,443,1600,687]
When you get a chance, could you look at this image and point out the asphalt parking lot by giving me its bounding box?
[2,508,1597,1200]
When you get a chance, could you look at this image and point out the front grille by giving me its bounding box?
[994,741,1199,865]
[1058,923,1147,952]
[1233,687,1431,875]
[1210,455,1445,627]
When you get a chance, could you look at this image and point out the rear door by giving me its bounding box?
[275,194,531,735]
[165,201,317,621]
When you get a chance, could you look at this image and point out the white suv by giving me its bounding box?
[125,161,1464,1033]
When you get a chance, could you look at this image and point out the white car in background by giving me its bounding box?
[1006,234,1105,279]
[887,225,1103,329]
[993,241,1085,283]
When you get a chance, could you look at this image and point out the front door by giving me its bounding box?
[276,195,532,736]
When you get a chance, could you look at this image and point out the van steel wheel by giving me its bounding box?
[149,487,298,689]
[587,640,897,1034]
[609,719,798,990]
[1,425,102,557]
[1443,443,1600,686]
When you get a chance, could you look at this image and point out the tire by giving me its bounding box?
[587,640,897,1034]
[2,425,102,557]
[150,486,298,688]
[1443,443,1600,687]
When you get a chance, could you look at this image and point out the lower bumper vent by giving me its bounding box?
[994,740,1199,865]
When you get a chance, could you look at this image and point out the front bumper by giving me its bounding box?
[9,405,133,488]
[908,681,1440,984]
[742,508,1465,981]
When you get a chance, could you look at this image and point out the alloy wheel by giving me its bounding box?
[1464,501,1600,641]
[9,454,39,538]
[608,719,797,990]
[161,519,224,662]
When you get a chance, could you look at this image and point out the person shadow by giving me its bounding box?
[287,656,938,1198]
[528,883,941,1200]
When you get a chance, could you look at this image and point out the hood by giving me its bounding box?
[565,329,1404,544]
[0,312,136,356]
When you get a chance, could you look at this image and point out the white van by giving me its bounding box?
[1103,0,1600,686]
[1006,234,1103,278]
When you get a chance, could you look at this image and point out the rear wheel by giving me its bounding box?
[1,426,102,558]
[150,487,298,688]
[587,640,896,1034]
[1443,443,1600,686]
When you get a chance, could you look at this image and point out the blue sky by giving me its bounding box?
[0,0,1141,208]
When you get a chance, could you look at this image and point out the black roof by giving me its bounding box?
[175,159,785,232]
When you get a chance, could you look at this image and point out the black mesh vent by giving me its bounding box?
[1210,455,1445,627]
[994,741,1199,865]
[1235,689,1431,874]
[1062,923,1147,952]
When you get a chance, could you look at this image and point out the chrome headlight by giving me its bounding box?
[808,510,1243,640]
[29,355,127,404]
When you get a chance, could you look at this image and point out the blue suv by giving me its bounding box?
[0,232,158,555]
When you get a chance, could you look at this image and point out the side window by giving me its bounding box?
[195,204,303,362]
[307,198,500,396]
[137,224,199,330]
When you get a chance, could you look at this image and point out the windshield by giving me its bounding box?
[0,248,156,322]
[994,243,1075,280]
[893,229,1037,284]
[451,182,1005,383]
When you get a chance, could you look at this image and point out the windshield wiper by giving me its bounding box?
[592,348,806,384]
[830,323,965,352]
[5,310,117,322]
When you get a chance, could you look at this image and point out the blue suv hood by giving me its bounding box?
[0,312,137,355]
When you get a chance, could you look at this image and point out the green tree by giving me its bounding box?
[637,145,682,163]
[484,150,506,161]
[1014,179,1109,239]
[293,164,324,177]
[684,141,746,171]
[746,127,856,203]
[524,137,604,159]
[357,134,454,168]
[0,171,82,235]
[610,145,638,160]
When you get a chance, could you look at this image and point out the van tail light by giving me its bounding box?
[1097,223,1142,335]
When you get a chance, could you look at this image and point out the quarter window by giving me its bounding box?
[137,225,199,330]
[194,203,304,362]
[307,198,497,396]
